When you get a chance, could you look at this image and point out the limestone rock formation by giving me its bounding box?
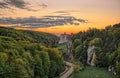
[87,45,96,66]
[108,65,116,75]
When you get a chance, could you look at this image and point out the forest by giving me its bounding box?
[0,23,120,78]
[0,27,64,78]
[72,23,120,78]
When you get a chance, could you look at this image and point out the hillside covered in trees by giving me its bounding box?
[0,27,59,47]
[0,27,64,78]
[72,23,120,77]
[0,23,120,78]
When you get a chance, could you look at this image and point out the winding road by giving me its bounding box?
[60,61,74,78]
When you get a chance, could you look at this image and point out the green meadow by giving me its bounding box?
[70,66,117,78]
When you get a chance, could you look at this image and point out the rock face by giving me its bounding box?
[87,45,96,66]
[108,65,116,75]
[67,40,72,55]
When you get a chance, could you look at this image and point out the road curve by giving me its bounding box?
[60,61,74,78]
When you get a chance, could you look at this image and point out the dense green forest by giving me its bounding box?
[0,27,64,78]
[0,27,59,47]
[72,23,120,77]
[0,23,120,78]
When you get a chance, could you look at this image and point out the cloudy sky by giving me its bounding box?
[0,0,120,34]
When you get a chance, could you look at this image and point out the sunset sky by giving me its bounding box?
[0,0,120,34]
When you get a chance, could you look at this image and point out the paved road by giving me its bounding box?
[60,61,74,78]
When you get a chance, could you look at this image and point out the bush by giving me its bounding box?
[73,61,84,73]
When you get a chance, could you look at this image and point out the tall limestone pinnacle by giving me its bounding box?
[87,45,96,66]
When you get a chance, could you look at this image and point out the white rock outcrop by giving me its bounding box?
[87,45,96,66]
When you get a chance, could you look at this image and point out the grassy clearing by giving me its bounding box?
[58,44,67,53]
[70,66,117,78]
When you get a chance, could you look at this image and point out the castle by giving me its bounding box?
[59,33,73,44]
[59,33,74,60]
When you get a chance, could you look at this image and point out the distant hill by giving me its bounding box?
[22,30,59,47]
[0,27,59,47]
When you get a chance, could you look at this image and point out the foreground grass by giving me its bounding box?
[70,66,117,78]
